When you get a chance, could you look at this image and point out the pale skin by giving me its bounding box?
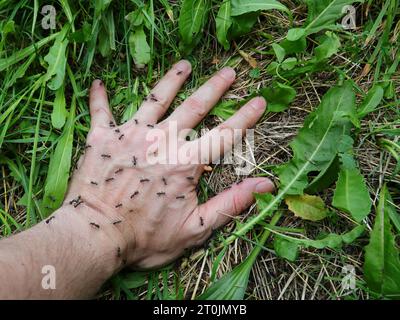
[0,60,274,299]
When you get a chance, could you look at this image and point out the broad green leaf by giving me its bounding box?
[306,155,340,194]
[98,9,116,58]
[272,43,285,63]
[286,28,306,41]
[44,25,69,90]
[216,0,232,50]
[42,98,76,217]
[196,251,255,299]
[51,86,67,129]
[357,85,384,118]
[129,26,151,68]
[230,12,259,38]
[210,100,239,120]
[261,82,296,112]
[179,0,209,46]
[315,31,341,61]
[254,193,278,217]
[273,225,365,250]
[286,0,364,41]
[125,10,144,27]
[231,0,288,16]
[280,36,307,54]
[227,83,356,241]
[274,236,299,261]
[69,22,91,43]
[364,185,400,299]
[276,82,355,195]
[285,194,328,221]
[386,191,400,234]
[281,57,297,70]
[332,167,371,222]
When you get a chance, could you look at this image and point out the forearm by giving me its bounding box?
[0,205,127,299]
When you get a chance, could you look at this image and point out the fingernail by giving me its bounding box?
[255,179,275,193]
[251,96,267,111]
[175,60,191,72]
[93,79,103,87]
[219,67,236,80]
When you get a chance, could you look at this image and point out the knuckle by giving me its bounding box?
[231,191,242,215]
[87,128,105,144]
[149,94,169,109]
[238,109,253,125]
[212,74,231,89]
[187,96,207,118]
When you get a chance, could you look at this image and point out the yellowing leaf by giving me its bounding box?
[285,194,328,221]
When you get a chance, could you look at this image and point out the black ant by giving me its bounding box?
[101,154,111,159]
[90,181,98,185]
[85,144,92,149]
[237,179,244,185]
[118,134,124,140]
[117,247,121,258]
[113,220,122,225]
[115,203,123,208]
[132,156,137,166]
[176,195,185,199]
[176,71,183,75]
[105,177,114,182]
[114,129,120,133]
[134,119,138,124]
[69,195,81,205]
[140,178,150,183]
[45,217,55,224]
[90,222,100,229]
[149,93,158,102]
[115,168,123,174]
[200,217,204,226]
[186,176,194,181]
[73,200,83,208]
[162,177,167,186]
[130,191,139,198]
[146,124,154,128]
[157,192,166,196]
[109,121,116,128]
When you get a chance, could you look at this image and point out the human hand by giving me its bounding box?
[64,60,274,270]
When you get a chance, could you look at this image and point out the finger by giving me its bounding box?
[134,60,192,124]
[188,97,266,164]
[197,178,275,231]
[163,67,236,130]
[89,79,115,128]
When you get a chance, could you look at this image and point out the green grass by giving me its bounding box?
[0,0,399,300]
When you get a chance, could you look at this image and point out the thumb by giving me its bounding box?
[197,178,275,231]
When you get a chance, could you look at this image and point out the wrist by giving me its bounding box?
[52,203,129,278]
